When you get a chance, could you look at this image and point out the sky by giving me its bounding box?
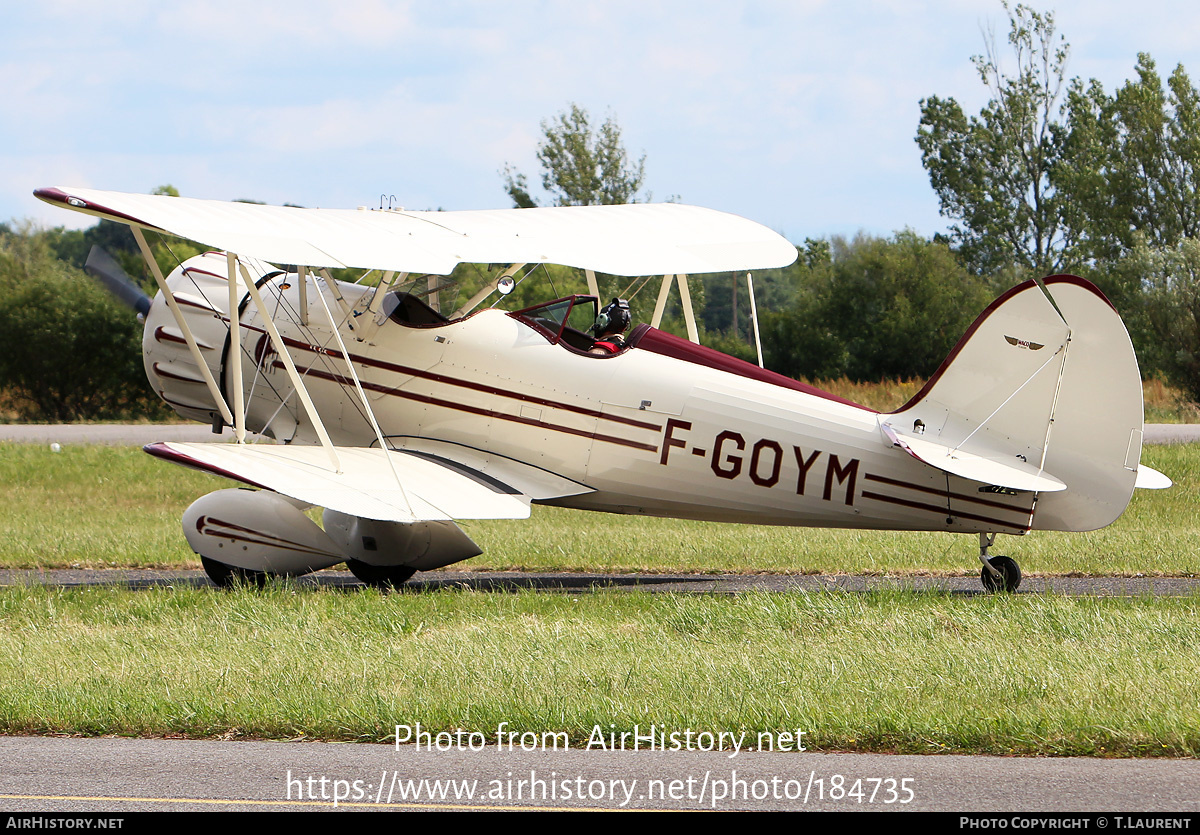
[5,0,1200,245]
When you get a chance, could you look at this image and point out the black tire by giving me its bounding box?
[346,559,417,589]
[980,555,1022,593]
[200,556,269,589]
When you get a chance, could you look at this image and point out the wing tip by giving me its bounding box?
[144,441,271,489]
[34,186,162,231]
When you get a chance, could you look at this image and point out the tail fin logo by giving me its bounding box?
[1004,335,1044,350]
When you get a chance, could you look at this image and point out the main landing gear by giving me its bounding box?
[978,533,1022,593]
[200,555,417,590]
[345,560,417,589]
[200,555,269,589]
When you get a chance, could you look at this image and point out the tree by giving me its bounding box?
[1104,237,1200,402]
[916,3,1076,276]
[1052,55,1200,383]
[503,104,647,207]
[760,233,993,382]
[1066,55,1200,258]
[0,228,167,421]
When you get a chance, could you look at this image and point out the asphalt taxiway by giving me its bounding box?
[2,567,1199,597]
[3,736,1200,812]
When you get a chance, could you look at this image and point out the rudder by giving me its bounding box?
[887,275,1143,532]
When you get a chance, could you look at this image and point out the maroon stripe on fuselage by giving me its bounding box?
[280,362,659,454]
[152,363,203,383]
[863,472,1034,515]
[173,296,220,313]
[860,489,1031,531]
[158,392,212,412]
[154,326,188,345]
[197,515,340,558]
[182,267,228,281]
[239,323,663,433]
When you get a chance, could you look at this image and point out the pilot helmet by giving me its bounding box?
[594,297,631,338]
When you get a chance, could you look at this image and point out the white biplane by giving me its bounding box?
[37,186,1170,591]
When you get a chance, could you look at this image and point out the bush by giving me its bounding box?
[1107,238,1200,404]
[760,232,993,381]
[0,229,168,422]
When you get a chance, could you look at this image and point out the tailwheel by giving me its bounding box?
[346,559,417,589]
[980,556,1022,593]
[200,556,269,589]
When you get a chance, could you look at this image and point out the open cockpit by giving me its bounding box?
[507,295,635,356]
[382,288,642,357]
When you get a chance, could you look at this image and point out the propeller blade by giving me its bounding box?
[84,245,151,316]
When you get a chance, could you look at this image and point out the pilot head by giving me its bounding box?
[594,297,631,339]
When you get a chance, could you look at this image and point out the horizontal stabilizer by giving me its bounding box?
[1135,465,1172,489]
[146,442,534,523]
[881,423,1066,493]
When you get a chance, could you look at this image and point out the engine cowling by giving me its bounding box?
[141,252,276,426]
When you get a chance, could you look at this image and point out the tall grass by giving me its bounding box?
[0,583,1196,755]
[2,442,1195,577]
[805,377,926,412]
[1143,377,1200,424]
[810,376,1198,420]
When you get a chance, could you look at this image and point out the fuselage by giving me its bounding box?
[144,255,1038,536]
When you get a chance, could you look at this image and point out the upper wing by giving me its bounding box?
[146,441,592,523]
[34,186,798,276]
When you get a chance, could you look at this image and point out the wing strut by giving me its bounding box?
[367,270,403,316]
[650,274,673,329]
[678,274,699,344]
[317,268,355,325]
[297,265,309,326]
[237,260,341,472]
[131,228,234,427]
[747,272,764,368]
[452,263,526,319]
[226,253,246,443]
[306,263,416,518]
[649,274,700,344]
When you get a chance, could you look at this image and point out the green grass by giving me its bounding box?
[2,442,1198,754]
[1,442,1196,577]
[0,583,1196,756]
[0,443,219,567]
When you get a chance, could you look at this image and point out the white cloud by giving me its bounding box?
[10,0,1200,240]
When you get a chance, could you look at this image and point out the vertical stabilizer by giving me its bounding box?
[888,276,1143,532]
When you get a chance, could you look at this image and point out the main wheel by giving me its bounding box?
[200,556,269,589]
[346,559,417,589]
[980,555,1022,593]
